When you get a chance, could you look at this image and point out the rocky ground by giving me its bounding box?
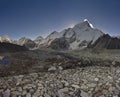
[0,66,120,97]
[0,49,120,97]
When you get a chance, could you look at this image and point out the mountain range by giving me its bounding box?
[0,19,120,50]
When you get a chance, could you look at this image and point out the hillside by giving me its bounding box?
[0,42,28,53]
[89,34,120,49]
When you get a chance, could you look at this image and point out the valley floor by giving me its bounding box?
[0,66,120,97]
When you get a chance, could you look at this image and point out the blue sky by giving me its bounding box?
[0,0,120,39]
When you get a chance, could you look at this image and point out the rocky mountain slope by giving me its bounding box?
[39,19,104,50]
[14,37,36,49]
[49,37,70,50]
[34,36,43,45]
[89,34,120,49]
[12,36,44,49]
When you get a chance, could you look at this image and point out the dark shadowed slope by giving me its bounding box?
[0,42,28,53]
[89,34,120,49]
[49,37,70,50]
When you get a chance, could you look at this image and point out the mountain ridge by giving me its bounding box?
[37,19,104,50]
[0,19,120,50]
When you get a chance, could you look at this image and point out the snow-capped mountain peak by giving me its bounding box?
[84,19,88,22]
[17,37,31,45]
[84,19,94,28]
[0,35,12,43]
[75,19,94,29]
[13,37,36,49]
[39,19,104,50]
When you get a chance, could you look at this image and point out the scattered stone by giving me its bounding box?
[58,88,69,97]
[81,85,88,89]
[61,80,69,86]
[26,93,31,97]
[94,78,99,81]
[72,84,80,89]
[74,89,81,97]
[48,66,57,72]
[99,95,105,97]
[58,66,63,71]
[17,87,22,92]
[23,84,36,90]
[108,76,112,79]
[87,83,96,88]
[0,66,120,97]
[11,90,21,96]
[22,90,27,96]
[44,93,51,97]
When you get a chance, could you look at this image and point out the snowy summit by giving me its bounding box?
[84,19,94,28]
